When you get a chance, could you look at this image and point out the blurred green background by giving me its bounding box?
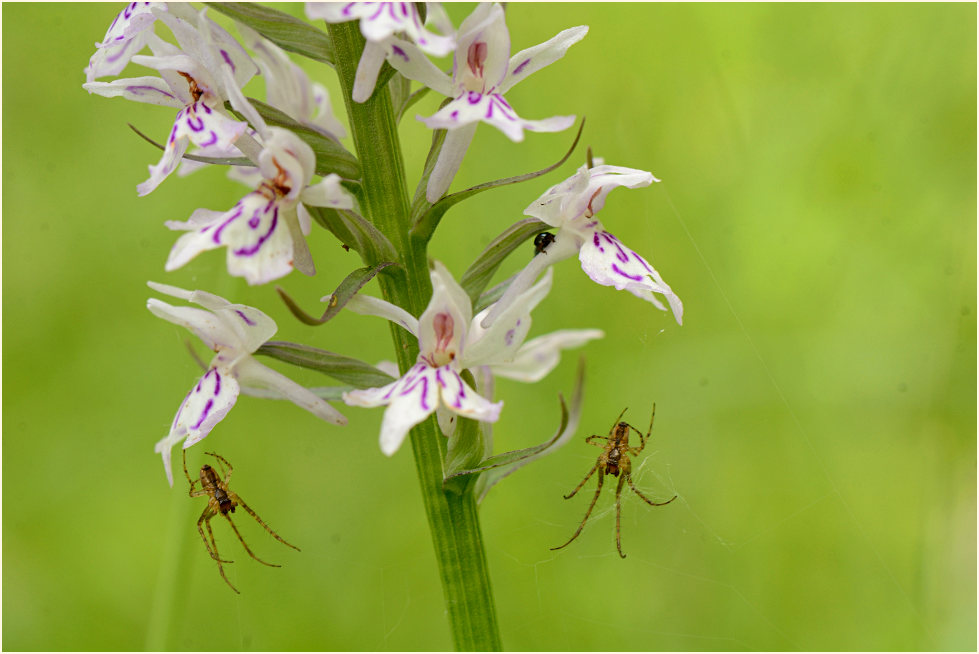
[3,3,975,651]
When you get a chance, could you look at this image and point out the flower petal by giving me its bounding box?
[81,76,183,107]
[417,261,473,363]
[453,2,509,91]
[386,38,455,97]
[341,295,419,336]
[578,230,683,324]
[435,366,503,423]
[153,366,241,485]
[425,121,477,202]
[467,268,554,366]
[499,25,588,94]
[491,328,604,383]
[300,173,355,209]
[137,101,248,196]
[479,232,578,328]
[343,364,439,456]
[234,357,347,425]
[353,41,388,103]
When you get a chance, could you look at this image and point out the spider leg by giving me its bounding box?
[627,474,677,507]
[551,468,605,551]
[183,449,206,496]
[562,461,600,500]
[221,511,282,567]
[584,434,609,448]
[614,473,628,558]
[205,520,240,595]
[232,492,301,552]
[198,508,234,564]
[609,407,628,434]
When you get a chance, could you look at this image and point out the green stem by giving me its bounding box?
[327,21,502,651]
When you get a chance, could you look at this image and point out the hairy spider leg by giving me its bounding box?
[205,517,240,594]
[232,494,302,552]
[614,472,629,558]
[551,467,605,551]
[219,508,282,567]
[627,476,677,507]
[198,508,234,564]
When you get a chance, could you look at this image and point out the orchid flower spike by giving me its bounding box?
[341,261,601,456]
[306,2,455,103]
[385,2,587,202]
[482,163,684,328]
[147,282,347,485]
[83,6,263,196]
[164,127,354,285]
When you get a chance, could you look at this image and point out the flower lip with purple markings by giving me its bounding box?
[147,282,347,486]
[163,128,354,286]
[340,261,603,456]
[481,163,683,329]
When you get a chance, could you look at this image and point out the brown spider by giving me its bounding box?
[552,406,676,558]
[183,450,300,593]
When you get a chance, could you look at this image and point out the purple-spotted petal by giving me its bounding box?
[82,76,183,108]
[525,164,657,228]
[420,92,571,142]
[137,101,248,196]
[436,367,503,423]
[579,230,683,325]
[84,2,162,82]
[165,190,294,285]
[153,366,241,485]
[385,38,455,97]
[491,328,604,383]
[343,363,440,456]
[499,25,588,94]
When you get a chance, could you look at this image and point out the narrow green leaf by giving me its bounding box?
[206,2,334,65]
[395,85,432,124]
[234,98,361,180]
[411,118,586,243]
[255,341,396,388]
[459,218,551,303]
[276,262,395,326]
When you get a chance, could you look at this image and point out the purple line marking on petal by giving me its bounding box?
[391,44,409,62]
[450,110,459,120]
[233,206,279,256]
[125,85,176,100]
[592,231,605,253]
[611,263,643,282]
[186,112,205,132]
[220,49,234,72]
[212,370,221,396]
[248,211,261,229]
[191,398,215,429]
[234,309,256,326]
[504,328,515,346]
[211,203,244,243]
[467,91,482,105]
[512,58,530,76]
[199,131,218,148]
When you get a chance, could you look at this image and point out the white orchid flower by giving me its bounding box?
[164,127,354,285]
[148,282,347,486]
[384,2,587,201]
[83,7,263,196]
[306,1,455,103]
[341,262,601,456]
[482,163,684,328]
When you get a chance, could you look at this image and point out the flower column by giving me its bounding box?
[326,19,502,652]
